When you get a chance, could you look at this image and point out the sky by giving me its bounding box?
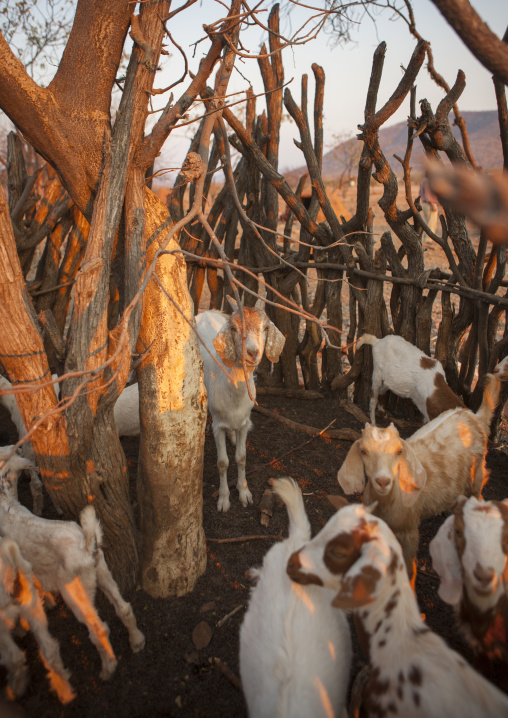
[151,0,508,177]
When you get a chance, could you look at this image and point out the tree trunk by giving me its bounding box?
[136,192,207,597]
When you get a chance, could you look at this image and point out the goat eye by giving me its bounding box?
[360,449,367,456]
[327,547,348,560]
[396,448,403,456]
[455,529,463,538]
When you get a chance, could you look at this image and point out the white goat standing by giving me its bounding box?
[356,333,464,424]
[337,374,500,575]
[240,478,351,718]
[0,536,74,703]
[430,495,508,672]
[0,451,145,681]
[287,503,508,718]
[196,299,285,512]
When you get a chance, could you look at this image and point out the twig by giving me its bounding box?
[215,604,245,629]
[206,533,283,544]
[245,418,336,476]
[28,279,75,296]
[213,657,242,692]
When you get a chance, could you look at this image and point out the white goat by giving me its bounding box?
[430,496,508,670]
[0,536,74,703]
[356,333,464,424]
[494,355,508,381]
[337,374,500,575]
[196,299,285,512]
[0,451,145,681]
[240,478,351,718]
[112,382,141,437]
[287,502,508,718]
[0,373,140,442]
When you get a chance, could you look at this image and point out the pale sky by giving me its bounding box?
[152,0,508,176]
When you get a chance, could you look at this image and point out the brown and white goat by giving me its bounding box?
[196,298,285,512]
[356,333,464,424]
[430,496,508,685]
[337,374,500,575]
[287,503,508,718]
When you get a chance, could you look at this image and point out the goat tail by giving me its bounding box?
[270,477,311,543]
[79,505,103,554]
[475,373,501,434]
[356,333,379,351]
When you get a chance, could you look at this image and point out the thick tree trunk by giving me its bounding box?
[136,192,207,597]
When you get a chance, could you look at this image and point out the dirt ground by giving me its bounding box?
[3,391,508,718]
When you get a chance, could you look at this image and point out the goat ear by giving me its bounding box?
[429,515,463,604]
[213,325,237,367]
[264,321,286,363]
[337,441,366,495]
[493,500,508,555]
[332,537,386,609]
[397,441,427,507]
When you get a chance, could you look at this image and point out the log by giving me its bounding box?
[253,405,360,442]
[339,400,370,425]
[256,386,324,400]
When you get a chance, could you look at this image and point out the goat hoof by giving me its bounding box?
[239,489,253,507]
[99,659,118,681]
[130,630,146,653]
[9,663,28,697]
[217,495,231,512]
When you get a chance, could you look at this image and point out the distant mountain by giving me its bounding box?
[285,111,503,184]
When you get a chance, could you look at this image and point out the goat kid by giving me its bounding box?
[337,374,500,575]
[240,478,351,718]
[356,333,464,424]
[196,298,285,511]
[287,502,508,718]
[430,496,508,672]
[0,452,145,681]
[0,536,74,703]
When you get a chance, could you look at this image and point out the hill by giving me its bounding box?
[284,110,503,185]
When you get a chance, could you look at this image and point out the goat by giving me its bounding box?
[356,333,464,424]
[196,298,285,512]
[287,502,508,718]
[0,373,140,442]
[430,496,508,681]
[240,478,351,718]
[494,355,508,381]
[0,536,74,703]
[0,452,145,681]
[337,374,500,576]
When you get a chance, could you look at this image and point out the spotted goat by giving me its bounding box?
[356,333,464,425]
[196,298,285,512]
[240,478,351,718]
[337,374,500,576]
[287,502,508,718]
[430,496,508,686]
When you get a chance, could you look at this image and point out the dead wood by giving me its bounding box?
[339,401,370,425]
[213,658,243,692]
[206,534,283,544]
[258,488,274,528]
[253,404,360,442]
[256,386,324,399]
